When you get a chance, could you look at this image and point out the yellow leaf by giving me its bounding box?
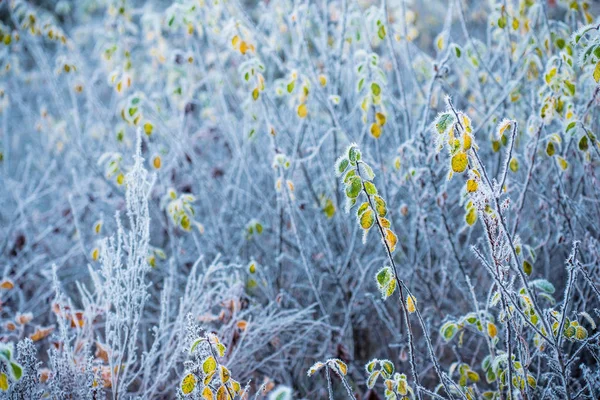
[465,207,477,226]
[307,362,325,376]
[0,373,7,391]
[203,356,217,374]
[144,122,153,136]
[487,322,497,338]
[385,277,396,298]
[153,156,162,169]
[231,35,240,48]
[297,103,308,118]
[556,156,568,171]
[216,385,228,400]
[436,34,444,50]
[219,366,230,384]
[594,61,600,83]
[202,386,214,400]
[545,67,557,84]
[379,217,391,228]
[370,123,381,138]
[451,152,468,173]
[498,119,512,136]
[406,295,416,313]
[463,133,472,150]
[384,228,397,252]
[239,41,249,55]
[216,342,227,357]
[318,74,327,86]
[0,279,14,290]
[462,115,472,133]
[203,371,215,385]
[375,112,386,126]
[333,359,348,375]
[181,373,197,395]
[466,179,478,193]
[360,209,375,230]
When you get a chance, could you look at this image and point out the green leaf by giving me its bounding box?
[435,113,454,134]
[579,135,589,151]
[498,16,506,29]
[546,142,555,156]
[454,45,462,58]
[323,198,335,219]
[10,362,21,380]
[357,78,365,92]
[0,349,10,362]
[357,202,369,217]
[380,360,394,377]
[346,177,362,199]
[440,321,458,341]
[364,181,377,195]
[203,356,217,374]
[522,260,532,276]
[464,312,477,324]
[343,169,356,183]
[509,157,519,172]
[377,24,386,40]
[564,80,575,96]
[376,266,393,287]
[485,369,496,384]
[365,359,377,374]
[336,157,350,175]
[371,82,381,96]
[348,145,360,162]
[482,355,491,371]
[358,162,375,180]
[376,267,396,299]
[530,279,555,294]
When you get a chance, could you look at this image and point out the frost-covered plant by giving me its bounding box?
[178,316,246,399]
[85,130,155,397]
[1,0,600,398]
[307,358,354,399]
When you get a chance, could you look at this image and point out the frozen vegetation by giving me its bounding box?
[0,0,600,398]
